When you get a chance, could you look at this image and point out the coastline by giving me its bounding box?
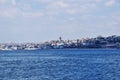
[0,35,120,51]
[0,48,119,51]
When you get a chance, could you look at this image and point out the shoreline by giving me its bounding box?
[0,35,120,51]
[0,48,119,51]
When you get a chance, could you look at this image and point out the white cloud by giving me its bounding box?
[22,12,44,18]
[45,1,88,15]
[0,0,120,42]
[0,0,18,17]
[53,1,69,8]
[45,1,69,15]
[0,7,19,18]
[0,0,6,4]
[16,2,32,12]
[0,7,43,18]
[34,0,51,3]
[66,9,78,14]
[11,0,17,6]
[0,11,11,17]
[0,0,17,5]
[105,0,116,7]
[46,1,69,10]
[95,0,101,2]
[0,0,44,18]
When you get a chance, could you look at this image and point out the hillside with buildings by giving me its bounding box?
[0,35,120,50]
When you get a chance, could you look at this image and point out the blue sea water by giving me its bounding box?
[0,49,120,80]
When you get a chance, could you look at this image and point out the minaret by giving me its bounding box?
[59,37,62,42]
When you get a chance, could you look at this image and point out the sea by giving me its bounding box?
[0,49,120,80]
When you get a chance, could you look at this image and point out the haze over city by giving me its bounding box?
[0,0,120,43]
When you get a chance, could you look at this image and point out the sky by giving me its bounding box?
[0,0,120,43]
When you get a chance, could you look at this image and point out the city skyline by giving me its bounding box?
[0,0,120,43]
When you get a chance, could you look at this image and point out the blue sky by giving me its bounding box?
[0,0,120,43]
